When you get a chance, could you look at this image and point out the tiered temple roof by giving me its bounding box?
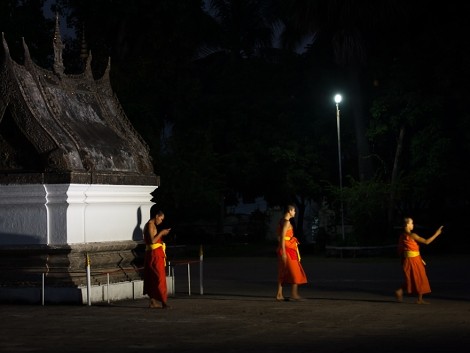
[0,15,158,186]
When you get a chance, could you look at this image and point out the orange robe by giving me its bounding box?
[398,233,431,295]
[277,222,307,285]
[143,235,167,302]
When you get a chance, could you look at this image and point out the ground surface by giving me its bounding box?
[1,254,469,352]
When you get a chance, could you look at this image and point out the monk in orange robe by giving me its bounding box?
[143,209,171,309]
[395,217,443,304]
[276,204,307,301]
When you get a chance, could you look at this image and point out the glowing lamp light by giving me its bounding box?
[334,93,345,241]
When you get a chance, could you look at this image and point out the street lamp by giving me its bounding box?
[334,94,345,241]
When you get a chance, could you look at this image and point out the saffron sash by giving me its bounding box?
[404,250,419,257]
[404,250,426,265]
[284,236,301,261]
[145,242,167,265]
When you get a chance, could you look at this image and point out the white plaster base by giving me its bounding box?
[0,183,158,304]
[79,277,174,304]
[0,278,175,305]
[0,280,145,304]
[0,183,157,245]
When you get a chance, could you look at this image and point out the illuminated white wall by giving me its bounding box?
[0,184,156,245]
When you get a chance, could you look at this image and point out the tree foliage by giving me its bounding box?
[3,0,470,248]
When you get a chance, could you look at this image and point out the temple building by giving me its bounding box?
[0,15,159,304]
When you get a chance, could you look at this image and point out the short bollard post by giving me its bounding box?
[199,245,204,295]
[107,273,110,304]
[41,273,45,306]
[187,262,191,296]
[86,253,91,306]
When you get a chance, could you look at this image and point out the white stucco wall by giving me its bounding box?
[0,184,156,245]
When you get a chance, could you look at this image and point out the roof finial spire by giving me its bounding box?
[53,12,65,75]
[80,24,89,70]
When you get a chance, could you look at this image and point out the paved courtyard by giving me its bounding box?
[1,254,469,352]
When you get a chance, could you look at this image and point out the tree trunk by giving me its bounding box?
[388,125,405,227]
[349,69,374,181]
[294,196,307,243]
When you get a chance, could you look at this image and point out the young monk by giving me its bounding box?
[276,204,307,301]
[143,208,171,309]
[395,217,443,304]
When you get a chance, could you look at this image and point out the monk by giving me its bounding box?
[395,217,443,304]
[276,204,307,301]
[143,208,171,309]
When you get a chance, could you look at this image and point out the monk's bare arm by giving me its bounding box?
[410,226,443,245]
[280,221,289,260]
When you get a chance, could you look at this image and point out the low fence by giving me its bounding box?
[3,247,204,306]
[325,245,396,258]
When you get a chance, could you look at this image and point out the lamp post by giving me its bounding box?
[334,94,345,241]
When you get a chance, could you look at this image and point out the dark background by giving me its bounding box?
[1,0,469,253]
